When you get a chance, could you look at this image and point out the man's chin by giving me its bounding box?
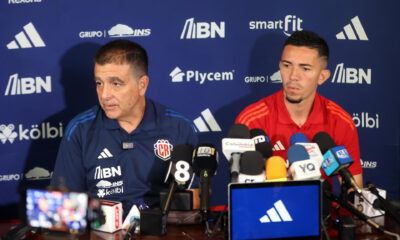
[285,96,303,104]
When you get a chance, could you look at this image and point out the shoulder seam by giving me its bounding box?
[66,110,96,141]
[326,102,355,131]
[237,102,269,126]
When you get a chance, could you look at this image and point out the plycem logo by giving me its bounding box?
[79,24,151,38]
[97,148,113,159]
[7,22,45,49]
[193,108,221,133]
[336,16,368,41]
[259,200,293,223]
[249,15,303,36]
[352,112,379,129]
[180,18,225,39]
[0,122,63,144]
[244,70,282,84]
[331,63,371,85]
[5,73,52,96]
[169,66,234,84]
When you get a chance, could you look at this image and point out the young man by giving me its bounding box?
[236,30,363,187]
[51,40,198,215]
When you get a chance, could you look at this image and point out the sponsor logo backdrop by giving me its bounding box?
[1,0,399,219]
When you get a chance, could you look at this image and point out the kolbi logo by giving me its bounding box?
[7,22,45,49]
[249,15,303,36]
[79,24,151,39]
[352,112,379,129]
[5,73,52,96]
[0,122,63,144]
[170,66,234,85]
[180,18,225,39]
[245,70,282,84]
[331,63,372,85]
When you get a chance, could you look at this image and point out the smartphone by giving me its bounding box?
[26,189,88,233]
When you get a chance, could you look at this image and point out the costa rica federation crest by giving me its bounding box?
[154,139,173,161]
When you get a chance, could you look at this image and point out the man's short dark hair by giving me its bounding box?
[284,30,329,64]
[94,40,148,78]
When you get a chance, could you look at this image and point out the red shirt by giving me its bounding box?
[235,89,362,177]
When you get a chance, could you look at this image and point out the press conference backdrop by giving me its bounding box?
[1,0,399,220]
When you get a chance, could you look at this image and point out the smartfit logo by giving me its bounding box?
[180,18,225,39]
[8,0,42,4]
[169,66,234,84]
[193,108,221,133]
[0,122,63,144]
[331,63,371,85]
[249,15,303,36]
[336,16,368,41]
[259,200,293,223]
[79,24,151,38]
[352,112,379,129]
[244,70,282,84]
[7,22,46,49]
[5,73,52,96]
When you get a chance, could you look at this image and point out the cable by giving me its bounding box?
[383,230,400,240]
[320,219,330,240]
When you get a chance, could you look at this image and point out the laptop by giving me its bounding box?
[228,180,322,240]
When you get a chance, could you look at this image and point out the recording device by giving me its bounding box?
[222,124,255,182]
[287,144,321,180]
[192,143,218,214]
[26,189,89,234]
[250,128,273,159]
[290,132,323,167]
[313,131,362,194]
[238,151,265,183]
[265,156,287,182]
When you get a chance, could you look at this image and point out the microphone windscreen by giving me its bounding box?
[192,143,218,176]
[228,124,250,138]
[171,144,194,163]
[265,156,287,180]
[287,144,310,164]
[239,151,264,175]
[290,132,309,145]
[250,128,273,159]
[312,132,336,154]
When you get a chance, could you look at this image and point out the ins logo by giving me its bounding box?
[331,63,371,85]
[180,18,225,39]
[5,74,51,96]
[249,15,303,36]
[352,112,379,129]
[360,159,377,169]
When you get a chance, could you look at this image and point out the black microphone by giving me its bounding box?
[367,182,400,224]
[238,151,265,183]
[162,144,194,214]
[222,124,255,183]
[313,132,362,194]
[192,143,218,214]
[250,128,273,159]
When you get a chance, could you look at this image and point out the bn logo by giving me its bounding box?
[154,139,173,161]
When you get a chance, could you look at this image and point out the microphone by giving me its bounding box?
[313,132,362,194]
[238,151,266,183]
[287,144,321,180]
[162,144,194,214]
[290,132,324,168]
[367,182,400,223]
[250,128,273,159]
[222,124,255,182]
[192,143,218,214]
[265,156,287,182]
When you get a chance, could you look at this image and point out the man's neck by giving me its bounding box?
[284,95,315,128]
[118,98,146,134]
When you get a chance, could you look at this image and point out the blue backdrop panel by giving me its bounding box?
[1,0,399,220]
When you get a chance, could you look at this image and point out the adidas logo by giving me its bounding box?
[193,108,221,132]
[259,200,293,223]
[98,148,113,159]
[7,22,46,49]
[336,16,368,41]
[272,141,285,151]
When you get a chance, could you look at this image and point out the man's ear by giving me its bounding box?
[318,69,331,85]
[138,75,149,96]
